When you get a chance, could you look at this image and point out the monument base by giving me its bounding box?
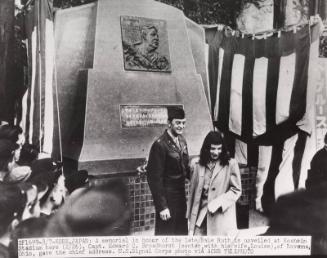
[55,0,213,175]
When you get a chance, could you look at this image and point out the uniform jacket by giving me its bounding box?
[146,130,190,212]
[187,158,242,236]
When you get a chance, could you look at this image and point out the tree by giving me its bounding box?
[52,0,264,28]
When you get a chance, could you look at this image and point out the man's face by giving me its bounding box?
[169,119,186,136]
[209,144,222,161]
[145,28,159,50]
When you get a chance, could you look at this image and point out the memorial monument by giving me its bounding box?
[54,0,212,175]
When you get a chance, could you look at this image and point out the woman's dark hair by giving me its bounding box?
[199,131,230,167]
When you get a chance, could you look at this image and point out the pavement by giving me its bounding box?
[133,209,269,236]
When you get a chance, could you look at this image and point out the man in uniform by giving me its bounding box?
[146,107,189,235]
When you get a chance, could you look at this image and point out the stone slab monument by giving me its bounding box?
[54,0,212,175]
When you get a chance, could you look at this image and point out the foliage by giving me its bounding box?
[52,0,264,28]
[180,0,266,26]
[53,0,96,9]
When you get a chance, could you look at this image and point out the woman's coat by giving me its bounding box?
[187,158,242,235]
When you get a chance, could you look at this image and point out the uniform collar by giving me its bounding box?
[164,130,182,150]
[166,129,179,142]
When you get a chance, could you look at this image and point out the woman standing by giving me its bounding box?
[187,131,242,235]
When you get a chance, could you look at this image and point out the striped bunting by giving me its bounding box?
[213,48,224,121]
[206,22,322,214]
[229,54,244,136]
[231,130,315,214]
[253,57,268,136]
[206,23,320,144]
[21,0,56,156]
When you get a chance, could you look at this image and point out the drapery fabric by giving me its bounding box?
[206,23,320,143]
[205,22,322,213]
[21,0,57,156]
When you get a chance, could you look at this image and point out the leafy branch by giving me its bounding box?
[52,0,264,28]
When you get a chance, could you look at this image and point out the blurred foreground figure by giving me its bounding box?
[0,125,23,144]
[265,133,327,254]
[64,170,89,194]
[0,140,19,181]
[44,178,131,236]
[28,158,65,216]
[0,125,25,172]
[9,217,49,258]
[0,183,29,257]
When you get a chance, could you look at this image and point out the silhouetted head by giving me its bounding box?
[44,178,131,236]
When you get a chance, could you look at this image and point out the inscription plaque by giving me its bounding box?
[120,105,182,128]
[121,16,171,72]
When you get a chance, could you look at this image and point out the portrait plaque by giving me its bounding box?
[120,105,182,128]
[120,16,171,72]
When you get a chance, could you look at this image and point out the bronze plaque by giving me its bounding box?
[120,16,171,72]
[120,105,182,128]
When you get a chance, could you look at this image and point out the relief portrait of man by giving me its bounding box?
[122,18,171,72]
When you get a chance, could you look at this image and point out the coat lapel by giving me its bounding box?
[164,131,178,152]
[165,131,181,152]
[179,136,187,152]
[210,162,223,186]
[198,165,205,179]
[197,165,206,200]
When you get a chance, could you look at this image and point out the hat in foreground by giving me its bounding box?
[44,178,131,236]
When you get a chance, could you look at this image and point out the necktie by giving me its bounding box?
[174,137,180,149]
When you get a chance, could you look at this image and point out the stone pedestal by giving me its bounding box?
[55,0,212,175]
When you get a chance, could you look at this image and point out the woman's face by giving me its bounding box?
[209,144,222,161]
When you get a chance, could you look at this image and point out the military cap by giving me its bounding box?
[167,106,185,122]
